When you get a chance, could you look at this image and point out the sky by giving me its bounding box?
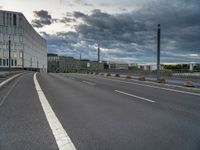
[0,0,200,64]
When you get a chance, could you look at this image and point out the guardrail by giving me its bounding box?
[80,69,200,81]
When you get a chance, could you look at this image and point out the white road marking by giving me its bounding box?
[33,73,76,150]
[90,75,200,97]
[0,73,22,88]
[115,90,155,103]
[82,81,96,86]
[0,76,21,107]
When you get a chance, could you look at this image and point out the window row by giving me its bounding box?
[0,58,17,66]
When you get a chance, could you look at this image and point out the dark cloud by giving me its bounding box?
[32,10,53,28]
[43,0,200,63]
[60,17,76,24]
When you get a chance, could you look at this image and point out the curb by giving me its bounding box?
[0,73,23,89]
[82,72,200,92]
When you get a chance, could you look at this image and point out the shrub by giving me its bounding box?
[115,74,120,77]
[126,75,132,79]
[139,75,145,81]
[183,81,195,87]
[107,73,111,76]
[158,78,166,83]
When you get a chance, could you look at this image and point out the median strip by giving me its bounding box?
[115,90,155,103]
[33,73,76,150]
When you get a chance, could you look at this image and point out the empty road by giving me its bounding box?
[0,72,200,150]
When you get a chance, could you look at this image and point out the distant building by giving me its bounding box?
[108,62,129,70]
[48,54,80,73]
[47,54,105,73]
[138,62,200,71]
[47,53,59,72]
[0,10,47,71]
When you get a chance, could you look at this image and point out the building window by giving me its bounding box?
[7,13,11,26]
[3,59,6,66]
[19,15,23,27]
[0,58,2,66]
[3,13,5,26]
[13,14,17,26]
[11,59,14,66]
[15,60,17,66]
[6,59,8,66]
[19,36,23,42]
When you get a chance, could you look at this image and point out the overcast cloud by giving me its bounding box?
[32,10,54,28]
[38,0,200,63]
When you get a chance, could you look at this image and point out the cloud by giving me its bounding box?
[32,10,53,28]
[60,0,93,7]
[43,0,200,63]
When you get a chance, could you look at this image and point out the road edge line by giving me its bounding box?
[0,72,23,89]
[33,73,76,150]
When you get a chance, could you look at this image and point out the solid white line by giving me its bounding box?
[92,76,200,97]
[0,73,22,88]
[0,76,21,107]
[33,73,76,150]
[82,80,96,86]
[115,90,155,103]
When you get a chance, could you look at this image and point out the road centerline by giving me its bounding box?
[89,75,200,97]
[82,80,96,86]
[33,73,76,150]
[115,90,155,103]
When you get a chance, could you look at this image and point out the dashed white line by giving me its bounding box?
[82,81,96,86]
[92,76,200,97]
[115,90,155,103]
[33,73,76,150]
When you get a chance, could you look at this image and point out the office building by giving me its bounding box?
[0,10,47,71]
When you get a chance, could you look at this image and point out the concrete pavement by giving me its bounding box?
[0,72,200,150]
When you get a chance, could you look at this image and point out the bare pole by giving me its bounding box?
[8,36,11,73]
[98,41,100,70]
[157,24,161,81]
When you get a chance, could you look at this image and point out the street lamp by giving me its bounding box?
[98,41,100,70]
[157,24,161,81]
[8,35,11,73]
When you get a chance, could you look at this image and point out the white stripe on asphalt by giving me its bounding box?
[93,76,200,97]
[0,76,21,107]
[82,81,96,86]
[115,90,155,103]
[0,73,22,88]
[33,73,76,150]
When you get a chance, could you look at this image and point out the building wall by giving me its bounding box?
[0,10,47,71]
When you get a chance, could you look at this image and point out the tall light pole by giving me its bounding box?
[157,24,161,81]
[98,41,100,69]
[8,36,11,73]
[79,53,82,72]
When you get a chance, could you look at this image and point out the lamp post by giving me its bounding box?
[157,24,161,81]
[8,36,11,73]
[98,41,100,70]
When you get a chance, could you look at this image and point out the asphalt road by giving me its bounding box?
[0,72,200,150]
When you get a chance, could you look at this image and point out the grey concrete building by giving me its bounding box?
[0,10,47,71]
